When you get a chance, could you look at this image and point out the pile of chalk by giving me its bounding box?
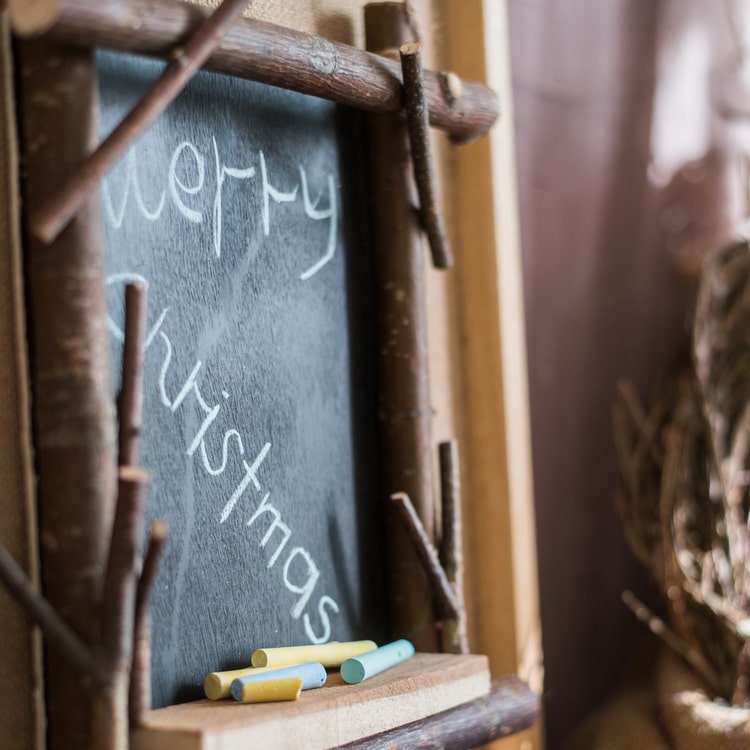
[204,639,415,704]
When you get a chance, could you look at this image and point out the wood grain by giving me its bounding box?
[17,38,117,750]
[131,653,492,750]
[118,282,146,467]
[8,0,499,143]
[400,42,452,268]
[130,520,169,727]
[365,0,438,653]
[341,676,539,749]
[443,0,542,747]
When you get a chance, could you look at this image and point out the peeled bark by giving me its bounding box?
[17,38,117,750]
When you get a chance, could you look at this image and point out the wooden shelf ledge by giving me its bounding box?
[131,653,538,749]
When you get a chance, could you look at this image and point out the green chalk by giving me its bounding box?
[340,639,415,684]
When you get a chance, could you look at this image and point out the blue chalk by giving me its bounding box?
[230,661,327,700]
[340,639,415,684]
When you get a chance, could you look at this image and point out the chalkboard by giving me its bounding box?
[98,51,386,708]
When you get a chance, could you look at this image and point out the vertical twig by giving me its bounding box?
[399,42,452,269]
[391,492,459,621]
[118,281,147,467]
[0,543,100,682]
[439,441,461,583]
[101,467,151,672]
[94,466,151,750]
[366,2,438,651]
[439,441,469,654]
[130,520,169,727]
[30,0,253,244]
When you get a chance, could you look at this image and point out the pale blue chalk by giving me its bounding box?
[230,661,327,700]
[340,639,415,684]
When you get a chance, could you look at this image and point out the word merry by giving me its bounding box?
[102,138,338,280]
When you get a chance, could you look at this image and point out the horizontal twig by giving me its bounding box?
[8,0,499,144]
[30,0,252,243]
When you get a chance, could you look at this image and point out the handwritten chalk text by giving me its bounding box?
[108,274,340,645]
[102,138,337,280]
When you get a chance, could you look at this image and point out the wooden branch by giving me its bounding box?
[30,0,252,244]
[0,542,101,683]
[366,2,438,651]
[439,441,461,585]
[439,441,468,654]
[101,467,151,672]
[391,493,459,621]
[93,466,152,749]
[8,0,500,144]
[339,676,540,749]
[118,281,147,467]
[17,38,117,750]
[400,42,452,269]
[130,520,169,727]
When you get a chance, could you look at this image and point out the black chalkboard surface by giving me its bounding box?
[98,51,386,708]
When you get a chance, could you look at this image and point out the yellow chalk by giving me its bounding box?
[251,640,378,668]
[204,666,277,700]
[237,676,302,703]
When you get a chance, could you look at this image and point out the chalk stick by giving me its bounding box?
[230,661,327,701]
[236,676,303,703]
[204,666,278,700]
[340,639,415,684]
[251,640,378,668]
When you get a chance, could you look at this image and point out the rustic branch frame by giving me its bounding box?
[4,1,540,748]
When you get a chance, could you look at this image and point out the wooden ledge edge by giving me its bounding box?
[339,675,540,748]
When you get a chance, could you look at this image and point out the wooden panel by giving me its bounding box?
[131,653,490,750]
[444,0,543,748]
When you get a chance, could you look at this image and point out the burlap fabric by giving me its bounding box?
[566,647,750,750]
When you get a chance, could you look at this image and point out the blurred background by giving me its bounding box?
[508,1,750,747]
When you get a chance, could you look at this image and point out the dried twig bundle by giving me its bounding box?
[614,241,750,706]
